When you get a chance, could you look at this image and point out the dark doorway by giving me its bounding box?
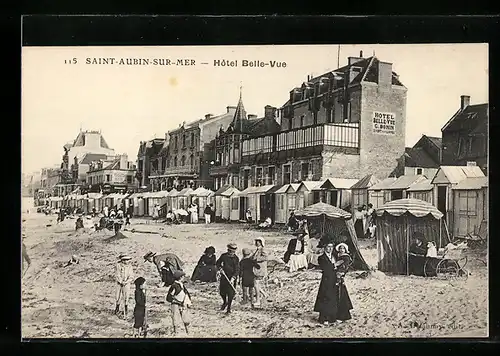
[329,190,338,206]
[391,190,403,201]
[259,195,267,222]
[437,186,447,217]
[267,193,276,223]
[239,197,246,221]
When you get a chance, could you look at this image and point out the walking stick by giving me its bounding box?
[220,269,238,294]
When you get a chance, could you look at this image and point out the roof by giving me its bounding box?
[406,179,434,192]
[275,184,291,194]
[72,130,111,149]
[149,190,170,198]
[425,136,442,150]
[251,185,275,194]
[315,178,360,190]
[104,159,121,170]
[178,188,194,196]
[294,202,352,220]
[297,180,325,192]
[404,146,440,168]
[220,186,241,197]
[442,103,488,133]
[239,186,259,195]
[376,198,443,219]
[368,177,398,191]
[168,189,181,197]
[191,187,209,196]
[80,153,109,165]
[86,193,103,199]
[431,166,485,185]
[452,177,488,190]
[351,174,380,190]
[387,175,427,190]
[214,184,234,195]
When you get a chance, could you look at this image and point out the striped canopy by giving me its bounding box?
[375,198,443,219]
[294,202,352,220]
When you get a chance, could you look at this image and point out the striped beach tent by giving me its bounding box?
[375,198,449,275]
[294,202,369,271]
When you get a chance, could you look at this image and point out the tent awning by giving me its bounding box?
[294,202,352,220]
[148,190,170,198]
[86,193,103,199]
[375,198,443,219]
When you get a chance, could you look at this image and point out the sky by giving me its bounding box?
[22,44,488,175]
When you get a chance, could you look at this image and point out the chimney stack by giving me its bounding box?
[377,61,393,90]
[360,50,363,58]
[264,105,277,120]
[461,95,471,110]
[120,154,128,170]
[248,114,257,120]
[205,114,213,120]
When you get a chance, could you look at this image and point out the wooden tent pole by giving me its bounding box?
[439,218,442,250]
[322,214,325,240]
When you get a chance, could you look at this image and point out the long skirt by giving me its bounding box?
[288,254,309,272]
[219,276,236,299]
[133,306,146,328]
[314,283,353,323]
[191,265,217,282]
[191,212,199,224]
[354,219,365,239]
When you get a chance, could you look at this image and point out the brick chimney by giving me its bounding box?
[461,95,471,110]
[120,154,128,170]
[378,61,393,89]
[264,105,277,120]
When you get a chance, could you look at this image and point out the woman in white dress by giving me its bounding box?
[190,203,199,224]
[283,231,309,272]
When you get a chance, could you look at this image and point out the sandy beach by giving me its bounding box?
[21,202,488,339]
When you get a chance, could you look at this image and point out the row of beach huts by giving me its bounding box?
[41,166,487,238]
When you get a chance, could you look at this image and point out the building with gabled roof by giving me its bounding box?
[240,52,407,189]
[86,154,137,194]
[441,95,488,174]
[390,134,442,178]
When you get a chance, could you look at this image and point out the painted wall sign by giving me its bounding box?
[372,111,396,135]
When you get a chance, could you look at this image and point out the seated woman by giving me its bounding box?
[408,232,428,276]
[75,217,85,231]
[283,230,309,272]
[258,216,272,229]
[191,246,217,283]
[165,210,174,224]
[306,236,323,268]
[287,212,299,232]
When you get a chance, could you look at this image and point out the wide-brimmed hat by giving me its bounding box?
[143,251,156,261]
[255,237,265,247]
[227,243,237,251]
[204,246,216,255]
[173,270,185,280]
[335,243,349,253]
[119,254,132,261]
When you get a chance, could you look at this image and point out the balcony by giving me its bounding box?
[242,123,360,157]
[163,165,198,177]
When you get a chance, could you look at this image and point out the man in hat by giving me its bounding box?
[251,237,268,307]
[216,243,240,314]
[144,251,184,287]
[115,254,134,317]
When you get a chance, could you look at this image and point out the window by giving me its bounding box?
[300,115,305,127]
[391,190,403,201]
[174,136,178,150]
[256,167,263,186]
[326,108,334,123]
[232,198,238,210]
[268,166,276,185]
[287,195,297,211]
[106,174,111,182]
[243,169,250,189]
[459,191,477,216]
[416,168,423,175]
[283,164,291,185]
[126,176,132,184]
[182,134,186,148]
[301,162,310,181]
[288,117,293,130]
[190,155,194,168]
[181,156,186,166]
[191,132,195,147]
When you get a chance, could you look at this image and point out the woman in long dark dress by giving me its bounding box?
[354,206,365,239]
[191,246,217,282]
[133,277,147,337]
[314,242,353,325]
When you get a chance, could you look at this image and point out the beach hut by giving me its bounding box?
[375,198,450,275]
[431,166,485,231]
[50,196,63,209]
[294,202,370,271]
[86,193,102,214]
[385,174,428,201]
[274,184,292,224]
[244,185,276,223]
[229,190,241,222]
[147,190,170,216]
[451,176,488,238]
[312,178,359,210]
[169,189,181,211]
[219,186,241,221]
[214,185,237,221]
[295,180,325,210]
[238,186,259,221]
[350,174,380,213]
[406,178,434,205]
[367,177,397,209]
[190,187,214,220]
[178,187,194,210]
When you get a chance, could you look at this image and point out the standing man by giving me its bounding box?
[144,251,184,287]
[216,243,240,314]
[251,237,268,308]
[204,204,212,224]
[114,254,134,318]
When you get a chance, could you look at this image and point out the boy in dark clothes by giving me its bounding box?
[216,243,240,314]
[239,248,260,306]
[133,277,147,338]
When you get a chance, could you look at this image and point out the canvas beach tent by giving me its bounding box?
[294,202,370,271]
[375,198,450,275]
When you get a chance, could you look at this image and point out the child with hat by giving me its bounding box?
[166,270,192,335]
[115,254,134,318]
[133,277,147,337]
[216,243,240,314]
[239,248,260,306]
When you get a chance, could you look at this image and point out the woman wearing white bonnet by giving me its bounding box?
[251,237,268,307]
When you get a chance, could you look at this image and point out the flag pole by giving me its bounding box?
[337,45,340,68]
